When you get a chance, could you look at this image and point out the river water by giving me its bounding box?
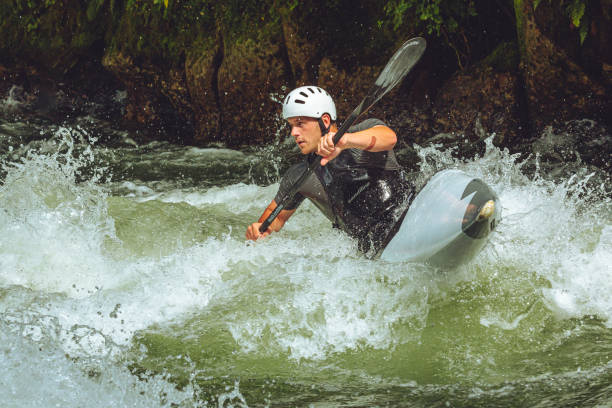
[1,86,611,407]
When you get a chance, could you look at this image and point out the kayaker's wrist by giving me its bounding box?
[341,133,354,149]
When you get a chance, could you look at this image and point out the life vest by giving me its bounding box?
[310,150,414,257]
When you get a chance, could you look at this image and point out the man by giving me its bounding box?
[245,85,414,257]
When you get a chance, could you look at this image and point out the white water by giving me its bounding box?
[1,127,611,405]
[0,85,26,111]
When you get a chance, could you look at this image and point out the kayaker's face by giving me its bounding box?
[287,116,321,154]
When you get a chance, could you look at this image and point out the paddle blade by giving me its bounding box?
[365,37,427,111]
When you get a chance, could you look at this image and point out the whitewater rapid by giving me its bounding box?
[1,118,610,406]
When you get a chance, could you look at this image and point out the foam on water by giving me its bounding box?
[542,224,612,323]
[1,321,194,407]
[0,85,26,111]
[0,128,116,296]
[0,130,237,352]
[1,126,611,404]
[118,179,274,212]
[420,138,612,325]
[221,229,434,360]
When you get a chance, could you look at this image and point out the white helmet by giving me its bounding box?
[282,86,337,120]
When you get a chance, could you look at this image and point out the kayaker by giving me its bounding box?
[245,85,414,257]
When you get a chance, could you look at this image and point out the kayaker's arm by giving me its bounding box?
[246,200,296,241]
[343,124,397,151]
[319,125,397,165]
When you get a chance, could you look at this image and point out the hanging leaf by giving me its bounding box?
[579,24,588,44]
[568,0,585,28]
[164,0,168,8]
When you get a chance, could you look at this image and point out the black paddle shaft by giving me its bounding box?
[258,37,426,234]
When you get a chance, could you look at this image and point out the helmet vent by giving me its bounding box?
[282,85,336,120]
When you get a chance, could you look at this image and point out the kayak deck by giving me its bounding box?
[380,169,500,266]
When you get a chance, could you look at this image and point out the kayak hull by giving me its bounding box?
[380,169,500,267]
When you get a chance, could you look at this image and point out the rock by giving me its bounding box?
[101,50,193,143]
[281,19,319,85]
[216,30,290,146]
[185,38,223,144]
[317,58,380,119]
[431,66,523,147]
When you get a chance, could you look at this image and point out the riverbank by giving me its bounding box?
[1,1,610,152]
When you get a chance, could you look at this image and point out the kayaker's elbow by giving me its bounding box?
[388,130,397,149]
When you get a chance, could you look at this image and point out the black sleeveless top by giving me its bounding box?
[274,119,414,257]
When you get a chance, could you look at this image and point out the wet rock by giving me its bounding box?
[0,62,125,127]
[185,38,223,144]
[317,58,381,120]
[101,50,193,144]
[431,66,523,147]
[281,19,320,85]
[216,30,291,146]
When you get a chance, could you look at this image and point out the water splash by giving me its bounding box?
[0,127,115,296]
[1,320,194,407]
[1,120,611,406]
[1,85,27,111]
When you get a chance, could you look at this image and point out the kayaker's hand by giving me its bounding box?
[319,131,349,166]
[245,222,270,241]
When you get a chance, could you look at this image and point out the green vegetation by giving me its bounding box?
[535,0,591,44]
[384,0,477,35]
[0,0,600,78]
[565,0,590,44]
[382,0,478,68]
[108,0,292,62]
[109,0,214,62]
[1,0,482,70]
[0,0,111,71]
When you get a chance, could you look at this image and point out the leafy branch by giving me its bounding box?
[535,0,590,44]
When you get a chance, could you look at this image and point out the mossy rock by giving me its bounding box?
[0,0,114,74]
[481,42,520,72]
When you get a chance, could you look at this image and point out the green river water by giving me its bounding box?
[1,89,611,407]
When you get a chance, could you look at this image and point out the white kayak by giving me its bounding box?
[380,169,500,267]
